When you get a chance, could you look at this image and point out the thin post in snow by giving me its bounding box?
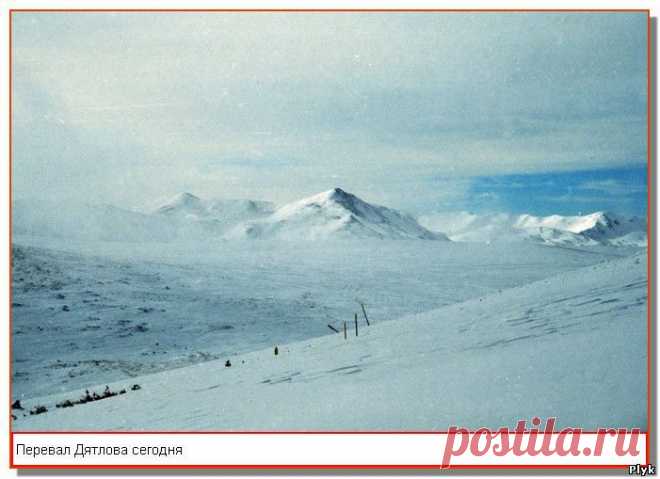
[343,321,347,340]
[328,324,339,334]
[355,313,358,337]
[360,303,370,326]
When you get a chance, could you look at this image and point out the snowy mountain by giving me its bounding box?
[154,192,208,219]
[154,192,274,224]
[514,211,646,239]
[420,211,646,247]
[12,194,276,242]
[12,199,179,243]
[569,212,646,245]
[153,192,275,235]
[14,252,646,431]
[14,191,644,246]
[226,188,448,240]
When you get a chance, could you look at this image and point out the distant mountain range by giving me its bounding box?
[13,189,647,247]
[154,192,274,224]
[419,211,647,247]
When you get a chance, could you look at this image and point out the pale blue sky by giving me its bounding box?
[12,12,648,215]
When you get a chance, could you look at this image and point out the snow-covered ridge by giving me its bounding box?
[227,188,448,240]
[14,191,645,246]
[154,192,274,223]
[154,192,206,218]
[420,211,647,247]
[515,211,645,238]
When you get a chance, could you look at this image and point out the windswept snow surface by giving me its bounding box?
[227,188,446,240]
[11,236,620,400]
[14,252,647,431]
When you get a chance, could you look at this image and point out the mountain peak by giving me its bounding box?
[228,188,447,241]
[155,192,205,216]
[315,187,353,203]
[329,187,348,196]
[169,192,202,205]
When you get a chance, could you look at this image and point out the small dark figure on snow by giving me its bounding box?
[11,400,23,410]
[131,384,141,391]
[274,346,279,356]
[83,390,92,402]
[56,399,74,409]
[30,405,47,415]
[225,359,232,368]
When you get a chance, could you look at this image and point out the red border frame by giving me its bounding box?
[7,8,653,471]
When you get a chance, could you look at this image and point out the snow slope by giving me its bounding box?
[420,211,647,247]
[14,252,646,431]
[228,188,447,240]
[12,237,620,399]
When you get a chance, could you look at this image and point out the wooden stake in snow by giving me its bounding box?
[343,321,347,340]
[361,303,370,326]
[328,324,340,334]
[355,313,358,337]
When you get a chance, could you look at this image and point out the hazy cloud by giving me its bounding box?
[12,12,648,213]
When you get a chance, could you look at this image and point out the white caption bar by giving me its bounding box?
[12,432,647,468]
